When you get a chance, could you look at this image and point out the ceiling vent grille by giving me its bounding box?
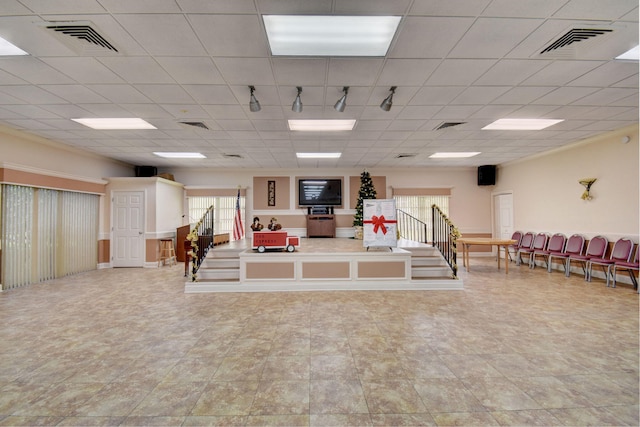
[42,21,119,55]
[435,122,465,130]
[541,28,613,54]
[395,153,417,159]
[179,121,209,130]
[223,153,243,159]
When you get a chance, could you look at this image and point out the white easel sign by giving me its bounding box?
[363,199,397,249]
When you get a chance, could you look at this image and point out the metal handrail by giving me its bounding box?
[396,209,428,243]
[431,204,460,279]
[186,205,215,281]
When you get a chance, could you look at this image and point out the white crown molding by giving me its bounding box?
[0,162,109,185]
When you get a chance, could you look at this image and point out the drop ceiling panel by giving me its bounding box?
[98,0,182,13]
[449,18,544,58]
[177,0,257,13]
[115,14,206,56]
[409,0,491,16]
[271,59,327,86]
[18,0,106,14]
[41,57,125,84]
[99,57,175,83]
[39,85,109,104]
[389,17,474,58]
[189,15,269,57]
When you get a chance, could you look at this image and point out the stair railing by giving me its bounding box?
[186,205,215,282]
[396,209,428,243]
[431,204,460,278]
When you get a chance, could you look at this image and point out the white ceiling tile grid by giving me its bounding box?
[0,0,635,169]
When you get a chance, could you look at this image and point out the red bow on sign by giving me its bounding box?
[371,215,388,234]
[364,215,397,235]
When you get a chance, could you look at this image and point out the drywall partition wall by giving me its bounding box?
[494,125,639,241]
[0,125,132,179]
[155,178,186,236]
[169,167,492,237]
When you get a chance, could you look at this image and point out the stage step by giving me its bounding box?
[197,267,240,280]
[411,266,454,278]
[411,256,448,267]
[200,256,239,269]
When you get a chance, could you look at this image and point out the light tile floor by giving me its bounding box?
[0,255,638,426]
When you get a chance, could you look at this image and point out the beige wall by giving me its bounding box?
[493,124,639,241]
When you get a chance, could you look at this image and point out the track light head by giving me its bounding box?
[248,85,261,112]
[380,86,397,112]
[334,86,349,112]
[292,86,303,113]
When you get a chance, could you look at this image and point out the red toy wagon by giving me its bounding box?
[252,231,300,253]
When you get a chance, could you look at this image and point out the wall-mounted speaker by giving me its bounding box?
[135,165,157,177]
[477,165,496,186]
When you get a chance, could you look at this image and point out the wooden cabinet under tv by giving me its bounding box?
[306,214,336,238]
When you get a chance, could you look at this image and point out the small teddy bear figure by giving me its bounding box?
[250,216,264,231]
[268,217,282,231]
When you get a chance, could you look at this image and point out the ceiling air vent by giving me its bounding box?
[223,154,243,159]
[42,21,119,55]
[179,121,209,130]
[434,122,465,130]
[541,28,612,54]
[395,153,417,159]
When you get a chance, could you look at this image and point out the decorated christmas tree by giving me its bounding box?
[353,170,377,227]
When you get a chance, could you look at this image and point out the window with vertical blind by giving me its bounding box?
[1,185,99,290]
[393,189,451,241]
[188,196,245,240]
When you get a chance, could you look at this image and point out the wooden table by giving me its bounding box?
[457,238,517,274]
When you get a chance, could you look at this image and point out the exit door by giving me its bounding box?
[493,193,514,240]
[112,191,145,267]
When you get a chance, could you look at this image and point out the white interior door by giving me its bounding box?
[112,191,145,267]
[494,193,514,240]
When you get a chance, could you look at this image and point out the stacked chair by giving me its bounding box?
[611,246,639,291]
[586,237,634,286]
[565,236,608,280]
[547,234,585,274]
[529,233,566,270]
[511,232,534,263]
[506,231,523,262]
[516,232,548,267]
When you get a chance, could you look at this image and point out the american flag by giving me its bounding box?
[233,189,244,241]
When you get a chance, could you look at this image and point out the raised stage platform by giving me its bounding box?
[185,238,463,293]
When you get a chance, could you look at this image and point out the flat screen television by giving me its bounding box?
[298,179,342,206]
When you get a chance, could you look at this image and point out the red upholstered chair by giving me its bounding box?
[611,245,639,291]
[507,231,523,261]
[517,232,548,267]
[530,233,566,270]
[587,237,634,286]
[547,234,585,274]
[566,236,608,280]
[513,232,534,264]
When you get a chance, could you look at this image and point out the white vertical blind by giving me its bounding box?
[1,185,34,289]
[0,185,99,290]
[394,195,450,237]
[37,189,57,282]
[188,196,245,239]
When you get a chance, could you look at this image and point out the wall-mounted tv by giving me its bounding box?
[298,179,342,206]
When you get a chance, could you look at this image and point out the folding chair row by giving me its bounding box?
[507,231,638,290]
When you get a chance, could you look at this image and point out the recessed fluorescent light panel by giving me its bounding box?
[429,152,480,159]
[615,45,639,60]
[0,36,28,55]
[482,118,564,130]
[288,119,356,131]
[263,15,401,56]
[296,152,342,159]
[72,118,156,130]
[153,152,206,159]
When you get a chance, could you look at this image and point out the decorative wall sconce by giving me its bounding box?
[579,178,597,200]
